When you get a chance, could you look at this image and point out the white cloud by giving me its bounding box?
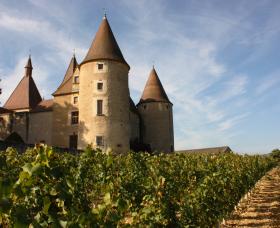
[0,12,87,61]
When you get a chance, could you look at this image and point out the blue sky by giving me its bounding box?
[0,0,279,153]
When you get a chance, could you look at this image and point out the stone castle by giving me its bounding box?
[0,16,174,153]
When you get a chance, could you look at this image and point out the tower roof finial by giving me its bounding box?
[103,8,107,19]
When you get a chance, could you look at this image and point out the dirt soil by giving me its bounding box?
[222,166,280,228]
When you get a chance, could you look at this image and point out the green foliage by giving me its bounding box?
[270,149,280,162]
[0,146,277,227]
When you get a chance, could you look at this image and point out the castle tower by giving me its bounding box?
[3,56,42,143]
[4,56,42,111]
[78,15,130,153]
[137,67,174,153]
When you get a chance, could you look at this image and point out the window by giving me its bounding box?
[97,100,103,115]
[97,63,103,70]
[69,134,78,149]
[96,136,104,146]
[97,82,103,91]
[74,76,79,84]
[73,96,78,104]
[71,111,79,125]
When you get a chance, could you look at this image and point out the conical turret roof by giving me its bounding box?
[82,16,129,68]
[4,56,42,110]
[53,55,78,96]
[138,67,171,105]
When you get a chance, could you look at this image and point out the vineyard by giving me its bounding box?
[0,146,278,227]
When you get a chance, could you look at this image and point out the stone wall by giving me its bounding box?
[78,60,130,153]
[12,112,29,143]
[52,94,79,148]
[129,110,140,143]
[0,113,12,140]
[138,102,174,153]
[29,111,53,145]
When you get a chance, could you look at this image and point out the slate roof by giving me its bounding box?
[53,56,78,96]
[138,67,171,105]
[81,16,129,68]
[3,56,42,110]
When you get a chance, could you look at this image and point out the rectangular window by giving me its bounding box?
[97,82,103,91]
[69,134,78,149]
[96,136,104,146]
[97,100,103,115]
[97,63,103,70]
[71,111,79,125]
[73,96,78,104]
[74,76,79,84]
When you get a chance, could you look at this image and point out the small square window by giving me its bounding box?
[96,136,104,146]
[71,111,79,125]
[97,63,103,70]
[97,82,103,91]
[74,76,79,84]
[73,96,78,104]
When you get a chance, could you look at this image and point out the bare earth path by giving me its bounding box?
[222,166,280,228]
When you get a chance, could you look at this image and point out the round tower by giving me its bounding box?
[78,16,130,154]
[137,67,174,153]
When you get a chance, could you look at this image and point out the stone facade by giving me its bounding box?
[78,60,130,153]
[138,102,174,152]
[29,111,53,145]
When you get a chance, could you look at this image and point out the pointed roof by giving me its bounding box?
[138,67,171,105]
[81,16,129,68]
[53,55,78,96]
[4,56,42,110]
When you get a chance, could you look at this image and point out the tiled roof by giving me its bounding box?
[138,67,171,105]
[176,146,232,154]
[53,56,77,96]
[3,56,42,110]
[82,16,129,68]
[31,99,53,113]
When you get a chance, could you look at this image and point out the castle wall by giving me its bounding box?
[78,60,130,153]
[129,110,140,143]
[138,102,174,153]
[29,111,53,145]
[0,113,12,140]
[52,94,79,148]
[12,112,29,143]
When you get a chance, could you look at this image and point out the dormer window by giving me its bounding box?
[97,63,103,70]
[74,76,79,84]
